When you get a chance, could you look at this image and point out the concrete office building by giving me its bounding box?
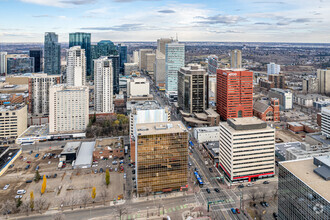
[278,157,330,220]
[0,52,7,74]
[124,63,138,75]
[0,104,27,139]
[165,42,185,93]
[94,57,114,113]
[267,62,280,75]
[49,84,89,134]
[157,38,173,54]
[216,69,253,120]
[134,121,188,195]
[303,77,318,94]
[194,126,220,143]
[146,53,156,74]
[127,77,149,97]
[69,32,91,76]
[230,50,242,69]
[29,49,42,73]
[209,75,217,103]
[317,68,330,96]
[154,38,173,90]
[6,57,34,75]
[28,74,61,115]
[208,55,218,75]
[138,49,154,71]
[67,46,86,87]
[44,32,61,75]
[219,117,275,182]
[269,88,293,110]
[321,107,330,139]
[178,64,208,115]
[133,50,139,64]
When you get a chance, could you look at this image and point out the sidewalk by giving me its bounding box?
[131,191,189,203]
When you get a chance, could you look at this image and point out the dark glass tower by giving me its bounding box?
[69,32,91,76]
[108,55,120,94]
[44,32,61,75]
[118,44,127,74]
[29,49,42,72]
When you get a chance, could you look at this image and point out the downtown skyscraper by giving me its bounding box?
[29,49,42,73]
[66,46,86,87]
[69,32,91,76]
[44,32,61,75]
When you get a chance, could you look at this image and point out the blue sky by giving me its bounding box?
[0,0,329,43]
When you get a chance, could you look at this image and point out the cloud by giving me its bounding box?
[113,0,159,2]
[20,0,96,7]
[158,9,175,14]
[196,14,247,25]
[81,23,143,31]
[254,22,272,25]
[276,17,312,25]
[60,0,96,5]
[32,15,53,18]
[253,1,286,4]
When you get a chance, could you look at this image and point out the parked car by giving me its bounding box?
[263,181,270,184]
[247,183,253,187]
[238,184,244,189]
[3,184,10,190]
[206,188,210,193]
[236,208,240,214]
[35,165,39,171]
[265,202,269,207]
[132,170,135,174]
[124,173,126,179]
[260,201,266,207]
[25,165,30,170]
[112,161,118,165]
[209,168,213,173]
[17,190,26,195]
[26,161,31,164]
[9,164,14,168]
[53,173,57,178]
[273,212,278,219]
[99,168,104,173]
[231,208,236,214]
[15,195,23,199]
[115,168,118,172]
[94,169,98,174]
[35,154,39,158]
[25,180,32,183]
[214,188,220,193]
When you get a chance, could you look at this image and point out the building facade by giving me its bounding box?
[146,53,156,74]
[317,68,330,96]
[0,104,27,139]
[49,84,89,134]
[278,158,330,220]
[269,88,293,110]
[44,32,61,75]
[178,64,208,115]
[0,52,7,74]
[118,44,127,74]
[321,107,330,139]
[253,98,280,122]
[29,49,42,73]
[216,69,253,120]
[219,117,275,183]
[124,63,138,75]
[303,77,318,94]
[230,50,242,69]
[69,32,91,76]
[67,46,86,87]
[127,77,149,97]
[94,57,114,113]
[193,126,220,143]
[134,121,188,195]
[208,55,218,75]
[154,38,173,90]
[138,49,154,71]
[6,57,34,75]
[267,62,280,75]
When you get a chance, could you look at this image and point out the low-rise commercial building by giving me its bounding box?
[134,121,188,195]
[269,88,293,110]
[127,77,149,97]
[219,117,275,183]
[253,98,280,122]
[193,126,220,143]
[0,104,27,139]
[278,157,330,220]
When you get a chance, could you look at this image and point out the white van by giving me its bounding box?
[17,190,26,195]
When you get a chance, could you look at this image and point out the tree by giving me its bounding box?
[34,197,47,214]
[100,188,108,205]
[34,170,41,182]
[16,198,22,209]
[20,201,30,216]
[116,207,127,220]
[1,200,16,217]
[68,195,77,210]
[30,191,34,210]
[80,192,89,208]
[53,213,65,220]
[41,175,47,195]
[91,187,96,202]
[105,169,110,187]
[261,190,267,203]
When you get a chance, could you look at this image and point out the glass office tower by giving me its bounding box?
[29,49,42,72]
[44,32,61,75]
[69,32,91,76]
[118,44,127,74]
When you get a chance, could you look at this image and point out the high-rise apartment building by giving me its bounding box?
[165,42,185,93]
[134,121,188,195]
[178,64,208,115]
[66,46,86,87]
[94,57,114,113]
[0,104,27,139]
[278,157,330,220]
[139,49,154,71]
[268,88,293,110]
[49,84,89,134]
[133,50,139,64]
[303,77,318,94]
[267,62,280,75]
[219,117,275,183]
[207,56,218,103]
[28,74,61,115]
[6,56,34,75]
[216,69,253,120]
[268,73,286,89]
[146,53,156,74]
[230,50,242,69]
[0,52,7,74]
[321,107,330,139]
[29,49,42,73]
[317,68,330,96]
[208,55,218,75]
[69,32,91,76]
[44,32,61,75]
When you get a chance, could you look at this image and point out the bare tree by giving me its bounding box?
[53,213,65,220]
[80,192,90,208]
[68,194,77,210]
[249,189,258,203]
[117,207,127,220]
[261,190,267,202]
[100,188,108,205]
[272,187,278,201]
[20,201,30,216]
[34,197,47,213]
[1,200,16,217]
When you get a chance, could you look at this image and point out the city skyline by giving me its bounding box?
[0,0,329,43]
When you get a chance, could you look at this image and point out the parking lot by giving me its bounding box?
[0,147,124,211]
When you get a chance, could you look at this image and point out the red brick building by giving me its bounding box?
[216,69,253,120]
[253,98,280,122]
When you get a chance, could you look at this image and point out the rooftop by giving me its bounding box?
[74,142,95,168]
[270,88,292,94]
[194,126,219,133]
[0,103,26,112]
[136,121,187,136]
[19,125,49,138]
[127,100,162,111]
[281,158,330,201]
[62,142,81,154]
[226,117,268,131]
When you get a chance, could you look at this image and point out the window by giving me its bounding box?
[238,110,242,117]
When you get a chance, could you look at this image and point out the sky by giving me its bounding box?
[0,0,330,43]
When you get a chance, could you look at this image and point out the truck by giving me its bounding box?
[205,161,208,166]
[124,146,128,154]
[58,161,63,168]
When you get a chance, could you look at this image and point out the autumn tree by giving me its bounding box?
[91,187,96,202]
[41,175,47,194]
[105,169,110,187]
[30,191,34,210]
